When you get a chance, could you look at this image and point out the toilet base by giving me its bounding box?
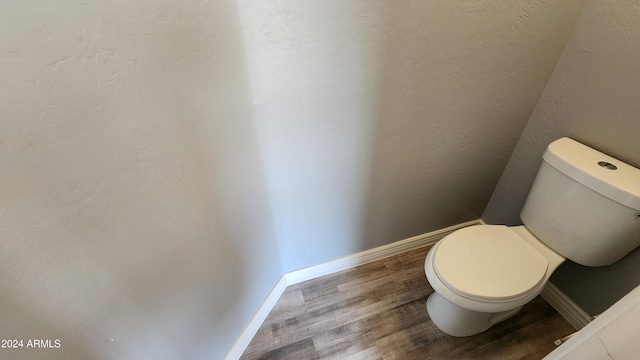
[426,292,521,337]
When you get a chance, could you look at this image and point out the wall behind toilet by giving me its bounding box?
[483,0,640,316]
[237,0,587,274]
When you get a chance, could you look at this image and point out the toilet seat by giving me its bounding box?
[432,225,548,301]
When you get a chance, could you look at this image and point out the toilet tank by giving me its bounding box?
[520,137,640,267]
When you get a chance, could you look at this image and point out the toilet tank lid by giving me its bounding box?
[543,137,640,210]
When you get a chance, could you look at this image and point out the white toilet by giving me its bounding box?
[424,137,640,337]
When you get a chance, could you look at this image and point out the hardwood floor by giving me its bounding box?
[240,245,575,360]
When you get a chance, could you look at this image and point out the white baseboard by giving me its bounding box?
[225,275,288,360]
[225,218,590,359]
[224,219,481,359]
[285,219,482,285]
[541,282,592,330]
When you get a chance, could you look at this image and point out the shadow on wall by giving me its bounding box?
[240,0,500,272]
[355,1,588,251]
[0,1,277,359]
[237,0,388,273]
[238,0,586,273]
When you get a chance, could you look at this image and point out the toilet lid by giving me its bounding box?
[433,225,548,300]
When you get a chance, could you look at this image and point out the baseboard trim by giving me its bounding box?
[226,219,592,359]
[225,219,481,359]
[285,219,482,285]
[541,282,592,330]
[225,275,288,360]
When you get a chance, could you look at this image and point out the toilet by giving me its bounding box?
[424,137,640,337]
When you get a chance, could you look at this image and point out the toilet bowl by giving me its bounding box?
[424,225,564,336]
[423,137,640,337]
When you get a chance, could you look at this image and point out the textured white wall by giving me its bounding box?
[484,1,640,315]
[0,0,587,358]
[238,0,586,272]
[0,1,279,359]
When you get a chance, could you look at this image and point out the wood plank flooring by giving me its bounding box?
[240,245,575,360]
